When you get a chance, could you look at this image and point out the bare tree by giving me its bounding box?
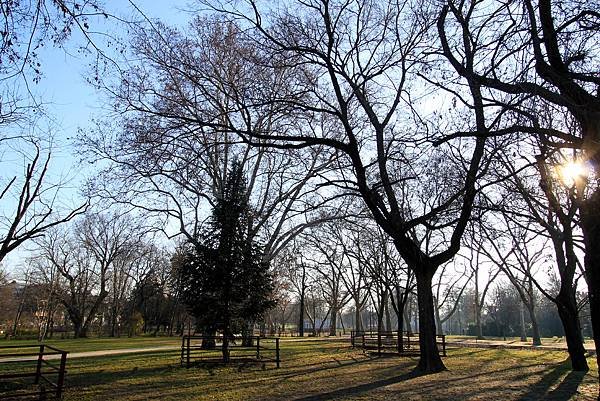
[1,0,106,86]
[0,0,121,264]
[433,260,472,336]
[0,138,87,263]
[79,18,334,265]
[480,143,590,369]
[305,225,351,336]
[463,224,501,340]
[197,0,498,372]
[279,243,310,336]
[438,0,600,375]
[35,212,141,337]
[479,220,545,346]
[336,224,372,333]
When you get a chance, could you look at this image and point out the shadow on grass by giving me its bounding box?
[270,354,407,383]
[516,359,586,401]
[292,370,427,401]
[285,359,576,401]
[545,370,587,400]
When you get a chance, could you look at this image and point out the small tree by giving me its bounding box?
[177,162,275,362]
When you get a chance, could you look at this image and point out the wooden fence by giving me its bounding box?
[0,344,68,400]
[350,330,446,357]
[180,335,280,368]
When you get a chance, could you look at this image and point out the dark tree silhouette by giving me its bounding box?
[198,0,496,373]
[438,0,599,376]
[177,162,275,362]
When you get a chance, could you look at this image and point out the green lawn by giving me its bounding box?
[2,337,598,400]
[0,336,181,353]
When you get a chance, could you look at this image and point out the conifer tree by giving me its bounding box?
[177,161,275,362]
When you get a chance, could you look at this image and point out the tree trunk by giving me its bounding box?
[580,196,600,379]
[310,303,317,336]
[526,303,542,347]
[555,293,589,371]
[376,290,386,336]
[397,298,405,353]
[475,304,483,339]
[530,314,542,347]
[66,306,85,339]
[434,296,443,336]
[110,306,118,337]
[329,306,337,336]
[354,297,362,332]
[78,318,92,338]
[242,320,254,347]
[519,302,527,342]
[73,320,87,338]
[11,283,28,338]
[11,303,24,338]
[298,291,305,337]
[222,333,230,363]
[384,298,392,337]
[475,270,483,339]
[404,306,412,335]
[414,268,446,372]
[201,327,217,350]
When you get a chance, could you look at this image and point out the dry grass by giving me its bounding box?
[0,336,181,353]
[57,338,599,400]
[2,337,598,400]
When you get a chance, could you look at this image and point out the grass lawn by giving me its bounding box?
[0,336,181,353]
[2,337,599,400]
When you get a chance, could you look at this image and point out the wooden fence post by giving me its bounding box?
[256,336,260,360]
[56,351,67,399]
[275,338,280,369]
[186,336,191,368]
[34,344,45,384]
[180,336,184,365]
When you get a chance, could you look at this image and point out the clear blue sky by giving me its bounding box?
[37,0,194,150]
[2,1,194,273]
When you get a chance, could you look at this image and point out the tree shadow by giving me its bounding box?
[544,370,587,400]
[271,354,413,383]
[291,370,427,401]
[286,360,571,401]
[516,359,586,401]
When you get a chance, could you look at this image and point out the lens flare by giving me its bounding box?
[559,161,587,187]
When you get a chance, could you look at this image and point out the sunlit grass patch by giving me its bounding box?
[0,336,181,353]
[3,337,598,400]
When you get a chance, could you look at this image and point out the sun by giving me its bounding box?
[559,161,587,187]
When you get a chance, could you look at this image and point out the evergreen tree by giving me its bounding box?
[176,161,275,362]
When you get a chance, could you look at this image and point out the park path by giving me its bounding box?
[444,338,596,353]
[1,336,596,363]
[0,345,181,363]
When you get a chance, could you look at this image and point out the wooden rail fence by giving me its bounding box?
[180,335,280,368]
[0,344,68,400]
[350,330,447,357]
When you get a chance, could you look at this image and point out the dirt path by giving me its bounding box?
[0,345,181,362]
[1,336,595,363]
[445,338,597,354]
